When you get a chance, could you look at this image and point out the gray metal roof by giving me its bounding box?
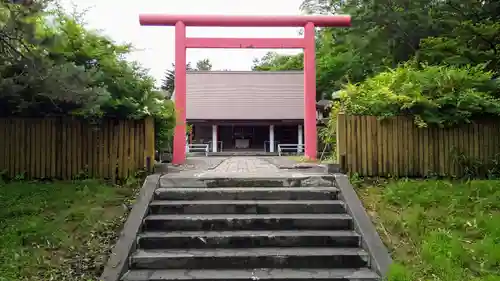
[185,71,304,120]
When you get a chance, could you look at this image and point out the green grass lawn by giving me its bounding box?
[357,178,500,281]
[0,179,138,281]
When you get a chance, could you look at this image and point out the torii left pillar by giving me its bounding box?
[139,14,351,164]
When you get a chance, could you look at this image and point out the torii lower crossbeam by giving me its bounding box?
[139,14,351,164]
[185,37,305,49]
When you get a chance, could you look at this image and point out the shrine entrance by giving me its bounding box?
[139,14,351,164]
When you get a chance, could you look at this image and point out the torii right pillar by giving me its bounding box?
[303,21,317,160]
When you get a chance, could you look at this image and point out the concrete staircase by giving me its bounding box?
[119,178,381,281]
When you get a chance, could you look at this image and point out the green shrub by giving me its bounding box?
[339,63,500,127]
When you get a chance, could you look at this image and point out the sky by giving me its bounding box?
[59,0,305,86]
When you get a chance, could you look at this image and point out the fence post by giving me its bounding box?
[144,117,155,172]
[336,113,347,172]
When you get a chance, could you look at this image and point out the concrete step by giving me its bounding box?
[130,247,369,270]
[153,187,339,201]
[143,214,352,231]
[148,200,346,214]
[122,268,380,280]
[137,230,360,249]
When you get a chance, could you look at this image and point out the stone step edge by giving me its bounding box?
[132,247,368,259]
[144,213,352,220]
[137,229,359,239]
[149,200,345,206]
[122,268,379,280]
[155,187,339,193]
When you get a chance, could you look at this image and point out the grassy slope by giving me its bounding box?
[0,180,137,281]
[357,179,500,281]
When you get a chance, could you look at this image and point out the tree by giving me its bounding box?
[160,58,214,96]
[160,62,193,96]
[252,52,303,71]
[195,58,212,71]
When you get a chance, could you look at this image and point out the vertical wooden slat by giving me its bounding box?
[397,117,403,176]
[86,121,92,176]
[58,118,64,179]
[46,119,51,177]
[49,119,55,178]
[432,127,439,175]
[85,123,91,177]
[485,123,492,166]
[118,121,125,179]
[382,119,389,175]
[138,121,145,169]
[98,124,105,178]
[376,118,383,175]
[358,116,365,175]
[478,123,483,174]
[18,119,25,177]
[134,121,142,172]
[358,116,366,176]
[417,123,422,177]
[67,119,73,179]
[42,119,47,178]
[33,119,39,178]
[491,122,498,165]
[401,117,408,176]
[7,119,13,177]
[12,119,18,176]
[61,119,68,179]
[129,121,136,174]
[111,121,120,181]
[423,127,430,176]
[351,116,358,174]
[39,119,45,178]
[348,116,355,173]
[93,125,100,178]
[73,119,79,178]
[407,118,414,176]
[70,119,75,178]
[391,118,399,177]
[67,118,73,179]
[124,121,132,178]
[336,113,346,165]
[450,127,458,177]
[437,127,444,176]
[443,128,450,176]
[424,126,430,176]
[39,119,46,179]
[102,120,110,179]
[385,118,392,176]
[28,119,34,179]
[45,119,50,178]
[367,116,377,176]
[343,116,350,172]
[0,120,5,172]
[6,119,13,177]
[73,120,79,177]
[145,118,155,173]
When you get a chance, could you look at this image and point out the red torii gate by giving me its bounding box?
[139,14,351,164]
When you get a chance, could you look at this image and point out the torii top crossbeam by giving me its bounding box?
[139,14,351,27]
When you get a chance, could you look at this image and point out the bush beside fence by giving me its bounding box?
[336,113,500,177]
[0,117,155,181]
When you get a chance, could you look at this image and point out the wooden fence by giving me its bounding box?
[0,117,155,181]
[336,113,500,177]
